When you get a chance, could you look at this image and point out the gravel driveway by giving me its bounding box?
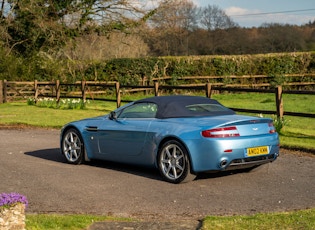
[0,128,314,223]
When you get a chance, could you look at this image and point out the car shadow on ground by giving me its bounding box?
[24,148,251,183]
[87,160,162,181]
[196,169,250,180]
[24,148,162,181]
[25,148,67,163]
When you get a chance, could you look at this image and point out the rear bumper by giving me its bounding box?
[224,153,278,170]
[186,133,280,172]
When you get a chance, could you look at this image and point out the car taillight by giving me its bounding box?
[202,126,240,138]
[268,122,276,133]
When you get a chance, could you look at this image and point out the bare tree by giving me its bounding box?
[145,0,198,56]
[195,5,238,54]
[199,5,237,31]
[65,32,149,60]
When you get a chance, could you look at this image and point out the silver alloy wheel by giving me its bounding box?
[160,143,186,181]
[62,129,83,164]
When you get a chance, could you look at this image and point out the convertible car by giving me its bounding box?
[60,95,279,183]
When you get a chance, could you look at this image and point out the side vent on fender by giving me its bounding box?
[86,126,98,132]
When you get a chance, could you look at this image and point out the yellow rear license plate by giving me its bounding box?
[247,146,269,156]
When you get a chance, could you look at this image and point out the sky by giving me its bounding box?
[193,0,315,27]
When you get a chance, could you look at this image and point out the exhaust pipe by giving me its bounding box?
[219,159,228,168]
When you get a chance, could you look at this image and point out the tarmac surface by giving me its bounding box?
[0,127,314,229]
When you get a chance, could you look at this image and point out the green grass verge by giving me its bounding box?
[202,208,315,230]
[26,214,131,230]
[25,208,315,230]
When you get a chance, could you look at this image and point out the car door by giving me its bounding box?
[97,102,157,159]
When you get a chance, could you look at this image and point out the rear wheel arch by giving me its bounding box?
[157,137,192,164]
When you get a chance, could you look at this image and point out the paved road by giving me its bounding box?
[0,128,314,223]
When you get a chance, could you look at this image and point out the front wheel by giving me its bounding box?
[157,140,196,184]
[61,128,84,164]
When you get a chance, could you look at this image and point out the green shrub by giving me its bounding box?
[273,116,290,134]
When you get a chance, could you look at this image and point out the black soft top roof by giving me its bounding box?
[135,95,235,119]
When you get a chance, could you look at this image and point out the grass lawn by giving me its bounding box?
[0,101,114,128]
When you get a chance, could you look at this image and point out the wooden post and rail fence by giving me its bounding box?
[0,79,315,119]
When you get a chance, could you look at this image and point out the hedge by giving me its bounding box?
[83,52,315,84]
[1,51,315,85]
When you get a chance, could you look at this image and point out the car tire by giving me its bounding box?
[61,128,84,164]
[158,140,196,184]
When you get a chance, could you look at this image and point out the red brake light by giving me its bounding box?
[202,126,240,138]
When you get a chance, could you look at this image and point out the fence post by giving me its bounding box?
[154,81,159,96]
[56,80,60,103]
[81,80,86,102]
[0,80,3,103]
[141,76,147,95]
[275,85,284,119]
[115,82,121,108]
[205,83,212,98]
[34,80,39,103]
[3,80,7,103]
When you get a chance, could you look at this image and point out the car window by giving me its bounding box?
[186,104,231,112]
[118,103,157,118]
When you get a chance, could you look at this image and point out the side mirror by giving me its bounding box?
[109,111,117,120]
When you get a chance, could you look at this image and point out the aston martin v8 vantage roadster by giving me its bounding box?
[60,95,279,183]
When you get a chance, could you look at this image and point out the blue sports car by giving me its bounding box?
[60,95,279,183]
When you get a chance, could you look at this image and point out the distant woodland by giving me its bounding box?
[1,0,315,81]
